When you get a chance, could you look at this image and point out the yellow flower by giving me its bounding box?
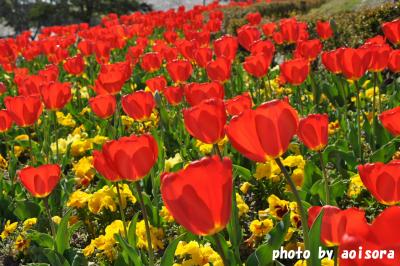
[88,186,117,214]
[288,143,301,155]
[51,138,68,155]
[249,219,273,237]
[13,146,24,157]
[328,121,340,135]
[322,258,335,266]
[14,234,30,252]
[348,174,365,197]
[236,193,249,217]
[291,168,304,188]
[71,138,93,157]
[67,190,91,208]
[165,153,183,172]
[15,134,29,141]
[268,194,289,219]
[174,241,223,266]
[283,155,305,169]
[195,140,213,154]
[1,220,18,239]
[52,216,61,224]
[112,184,137,208]
[73,156,95,186]
[22,218,37,231]
[56,112,76,127]
[121,115,134,127]
[79,107,91,115]
[284,227,296,241]
[136,220,164,251]
[0,154,8,169]
[254,161,281,181]
[91,135,108,145]
[294,260,307,266]
[160,206,174,223]
[240,182,251,194]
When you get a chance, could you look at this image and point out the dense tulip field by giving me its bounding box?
[1,0,400,265]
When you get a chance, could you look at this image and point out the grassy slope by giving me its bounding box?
[307,0,392,16]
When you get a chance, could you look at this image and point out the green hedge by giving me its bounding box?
[301,2,400,48]
[220,1,399,48]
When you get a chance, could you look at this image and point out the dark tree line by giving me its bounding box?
[0,0,152,37]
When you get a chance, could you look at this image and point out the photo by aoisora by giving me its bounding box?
[0,1,400,265]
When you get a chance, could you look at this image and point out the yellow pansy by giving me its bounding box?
[67,190,91,208]
[160,206,174,223]
[348,174,365,197]
[236,193,249,217]
[1,220,18,239]
[165,153,183,172]
[22,218,37,231]
[268,194,289,219]
[136,220,164,251]
[249,219,273,237]
[174,241,223,266]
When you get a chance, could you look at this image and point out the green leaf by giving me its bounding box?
[370,138,400,163]
[233,164,252,180]
[308,209,324,266]
[127,212,139,246]
[13,200,41,220]
[27,230,54,249]
[160,233,188,266]
[114,234,142,266]
[246,213,290,266]
[55,210,72,254]
[226,187,242,264]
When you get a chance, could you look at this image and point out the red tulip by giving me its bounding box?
[63,54,85,75]
[162,46,179,63]
[382,18,400,45]
[166,59,193,84]
[0,110,13,132]
[295,39,323,61]
[214,35,238,62]
[145,76,167,93]
[308,206,369,247]
[250,40,275,57]
[4,95,43,127]
[161,156,233,236]
[0,82,7,95]
[237,25,261,51]
[279,58,310,86]
[226,100,299,162]
[272,32,284,45]
[141,52,162,72]
[362,43,392,72]
[206,57,231,82]
[358,160,400,205]
[194,47,213,68]
[17,74,46,96]
[164,31,178,44]
[40,82,72,110]
[339,206,400,266]
[316,21,333,40]
[379,106,400,136]
[95,62,131,95]
[338,48,371,80]
[121,90,155,121]
[183,98,226,144]
[100,134,158,181]
[243,54,271,78]
[163,86,184,106]
[19,164,61,198]
[389,50,400,73]
[176,39,198,62]
[89,94,116,119]
[322,49,344,74]
[298,114,329,151]
[246,12,261,25]
[280,18,299,44]
[38,64,59,82]
[184,82,225,106]
[93,150,121,182]
[224,92,252,116]
[262,22,277,37]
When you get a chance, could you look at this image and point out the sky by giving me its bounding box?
[144,0,212,10]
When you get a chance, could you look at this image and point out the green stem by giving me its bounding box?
[24,127,35,164]
[52,111,59,163]
[266,72,273,100]
[318,151,330,205]
[212,234,229,266]
[115,183,128,238]
[43,197,56,239]
[213,144,223,159]
[371,72,378,151]
[135,182,154,266]
[354,81,364,163]
[275,158,310,259]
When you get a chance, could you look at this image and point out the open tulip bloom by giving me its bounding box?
[2,4,400,266]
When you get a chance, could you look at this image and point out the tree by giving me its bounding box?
[0,0,151,36]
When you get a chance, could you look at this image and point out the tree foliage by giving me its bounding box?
[0,0,150,36]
